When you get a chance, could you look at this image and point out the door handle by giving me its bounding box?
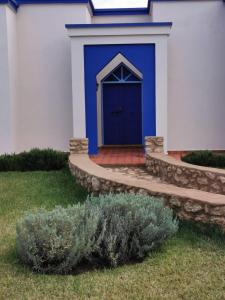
[111,107,123,114]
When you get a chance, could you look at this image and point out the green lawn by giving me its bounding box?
[1,170,225,300]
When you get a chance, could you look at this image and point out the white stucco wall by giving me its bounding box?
[0,6,11,154]
[0,6,17,154]
[92,14,152,23]
[15,4,91,152]
[6,7,18,152]
[152,0,225,151]
[1,0,225,154]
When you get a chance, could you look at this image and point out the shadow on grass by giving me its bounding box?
[50,168,88,204]
[174,220,225,250]
[6,221,225,277]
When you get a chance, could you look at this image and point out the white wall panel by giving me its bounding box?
[152,0,225,150]
[1,0,225,153]
[92,14,152,23]
[0,6,17,154]
[15,4,90,152]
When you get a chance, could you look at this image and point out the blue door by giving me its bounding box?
[103,83,142,145]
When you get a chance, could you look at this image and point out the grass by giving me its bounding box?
[1,170,225,299]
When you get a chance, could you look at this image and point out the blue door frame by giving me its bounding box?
[102,82,142,145]
[84,44,156,155]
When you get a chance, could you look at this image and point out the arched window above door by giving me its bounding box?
[103,64,141,83]
[96,53,143,85]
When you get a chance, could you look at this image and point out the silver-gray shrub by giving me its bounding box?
[16,204,99,274]
[16,194,178,273]
[88,194,178,267]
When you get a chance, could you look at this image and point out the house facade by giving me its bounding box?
[1,0,225,155]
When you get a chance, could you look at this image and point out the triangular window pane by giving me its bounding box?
[123,66,131,79]
[104,74,119,82]
[113,66,122,80]
[126,74,140,81]
[103,64,141,83]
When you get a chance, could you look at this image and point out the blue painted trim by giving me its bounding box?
[103,82,142,84]
[151,0,190,1]
[0,0,90,11]
[103,63,141,83]
[93,8,149,16]
[0,0,153,15]
[65,22,172,29]
[18,0,88,4]
[89,0,94,12]
[97,52,143,81]
[150,0,208,1]
[84,44,156,154]
[2,0,212,15]
[0,0,18,11]
[147,0,151,12]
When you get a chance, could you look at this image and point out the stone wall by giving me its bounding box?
[70,138,88,154]
[146,154,225,195]
[145,136,164,154]
[69,155,225,232]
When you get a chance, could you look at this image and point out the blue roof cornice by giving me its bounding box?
[0,0,18,10]
[18,0,89,2]
[93,8,149,16]
[93,0,151,16]
[0,0,91,11]
[65,22,173,29]
[0,0,152,15]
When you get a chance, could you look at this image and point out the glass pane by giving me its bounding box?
[126,74,140,81]
[123,66,131,79]
[103,64,141,82]
[104,74,119,82]
[113,66,122,80]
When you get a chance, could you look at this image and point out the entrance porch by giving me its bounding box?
[90,147,145,166]
[66,22,172,154]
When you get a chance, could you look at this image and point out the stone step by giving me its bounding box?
[146,153,225,195]
[69,154,225,231]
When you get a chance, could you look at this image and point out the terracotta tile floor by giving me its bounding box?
[168,151,186,160]
[90,147,145,166]
[169,153,182,160]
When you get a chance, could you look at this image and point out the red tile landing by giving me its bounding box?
[90,147,145,166]
[168,153,182,160]
[168,151,187,160]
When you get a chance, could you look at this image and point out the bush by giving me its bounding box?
[16,205,100,274]
[16,194,178,273]
[182,151,225,169]
[0,148,68,172]
[88,194,178,267]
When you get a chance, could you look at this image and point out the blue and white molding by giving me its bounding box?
[0,0,153,14]
[66,22,172,154]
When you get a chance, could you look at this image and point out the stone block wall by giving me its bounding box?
[146,154,225,195]
[145,136,164,154]
[69,156,225,232]
[70,138,88,154]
